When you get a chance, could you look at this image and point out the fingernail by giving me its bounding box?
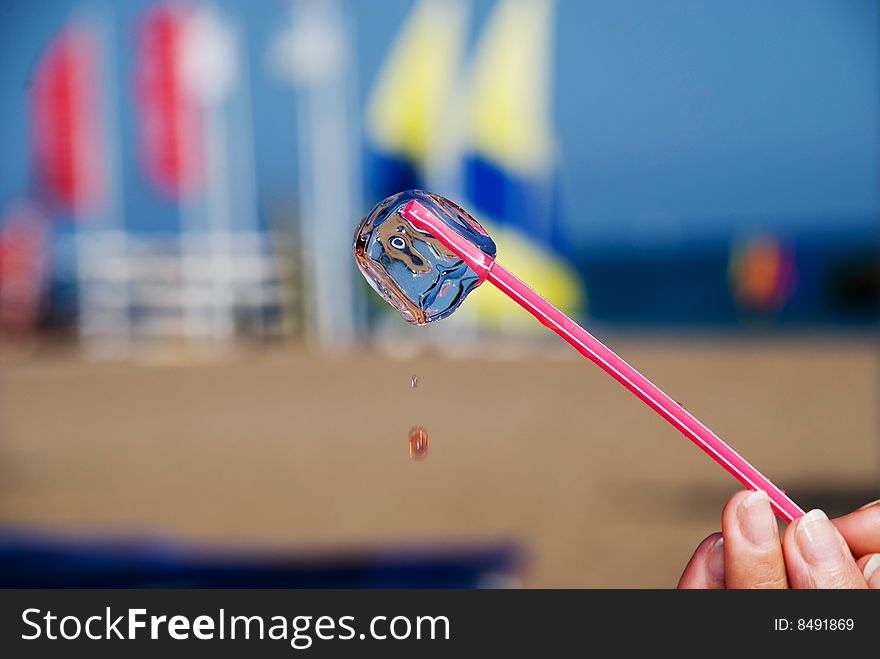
[863,554,880,581]
[708,536,725,583]
[796,509,842,567]
[857,499,880,511]
[737,490,777,547]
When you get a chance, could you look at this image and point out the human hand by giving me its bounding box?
[677,491,880,589]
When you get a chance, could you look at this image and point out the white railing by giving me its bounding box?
[75,230,296,357]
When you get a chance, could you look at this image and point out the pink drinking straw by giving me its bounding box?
[400,199,805,522]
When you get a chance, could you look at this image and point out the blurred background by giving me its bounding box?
[0,0,877,587]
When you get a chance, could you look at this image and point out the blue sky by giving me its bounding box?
[1,0,877,248]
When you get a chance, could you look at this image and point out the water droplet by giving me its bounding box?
[411,374,418,389]
[408,426,428,460]
[353,190,496,325]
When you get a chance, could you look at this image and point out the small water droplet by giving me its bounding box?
[353,190,497,325]
[408,426,428,460]
[411,374,418,389]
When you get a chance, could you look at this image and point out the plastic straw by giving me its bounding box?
[401,199,805,522]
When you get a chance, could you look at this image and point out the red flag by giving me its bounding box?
[30,24,105,215]
[135,5,203,198]
[0,204,48,335]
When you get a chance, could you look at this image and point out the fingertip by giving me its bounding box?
[707,534,725,584]
[722,490,753,517]
[719,490,788,588]
[785,509,867,589]
[678,532,724,589]
[861,554,880,589]
[735,490,778,547]
[783,512,800,545]
[720,490,754,535]
[832,503,880,558]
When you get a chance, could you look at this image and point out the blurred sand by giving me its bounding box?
[1,337,877,587]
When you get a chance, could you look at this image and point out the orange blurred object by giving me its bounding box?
[408,426,428,460]
[730,235,796,312]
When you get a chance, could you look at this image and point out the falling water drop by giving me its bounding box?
[408,426,428,460]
